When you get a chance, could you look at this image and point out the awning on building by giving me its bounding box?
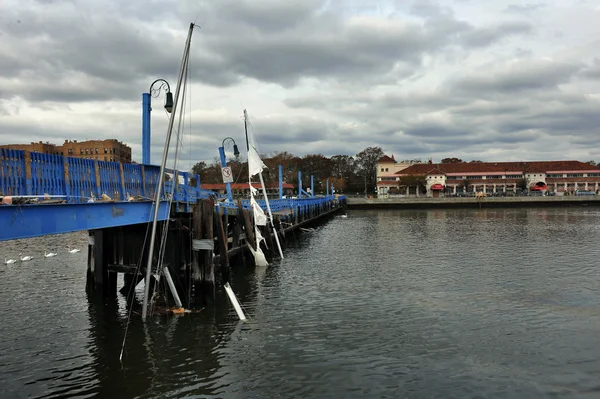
[431,183,444,190]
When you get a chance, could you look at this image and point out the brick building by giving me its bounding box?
[377,157,600,198]
[0,139,132,163]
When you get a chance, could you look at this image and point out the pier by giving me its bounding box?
[347,195,600,209]
[1,148,346,310]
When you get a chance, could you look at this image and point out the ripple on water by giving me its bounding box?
[1,210,600,398]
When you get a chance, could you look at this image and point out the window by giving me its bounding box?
[95,148,99,154]
[85,148,89,154]
[506,174,522,179]
[385,168,388,172]
[547,174,563,178]
[466,175,483,179]
[381,177,396,181]
[567,173,584,178]
[448,176,462,180]
[68,149,73,154]
[80,149,83,154]
[587,173,600,177]
[381,168,384,172]
[104,157,107,161]
[104,148,108,154]
[486,175,502,179]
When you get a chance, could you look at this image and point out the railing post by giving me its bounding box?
[63,156,71,202]
[25,151,32,195]
[94,160,101,198]
[119,162,126,201]
[326,179,329,196]
[298,170,302,198]
[311,175,314,197]
[141,165,147,198]
[279,165,283,199]
[183,171,189,212]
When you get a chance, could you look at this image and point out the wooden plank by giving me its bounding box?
[107,263,143,274]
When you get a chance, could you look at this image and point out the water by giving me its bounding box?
[1,208,600,398]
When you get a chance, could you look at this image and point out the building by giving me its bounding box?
[376,158,600,198]
[0,139,132,163]
[377,155,423,187]
[61,140,131,162]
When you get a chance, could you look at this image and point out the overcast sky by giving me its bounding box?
[1,0,599,169]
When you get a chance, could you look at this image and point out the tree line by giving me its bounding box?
[190,146,385,194]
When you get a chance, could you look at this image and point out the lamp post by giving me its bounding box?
[142,79,174,165]
[218,137,240,203]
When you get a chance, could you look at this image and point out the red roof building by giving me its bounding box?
[376,159,600,197]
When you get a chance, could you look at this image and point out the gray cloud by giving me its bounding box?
[447,60,581,96]
[504,2,547,15]
[0,0,598,166]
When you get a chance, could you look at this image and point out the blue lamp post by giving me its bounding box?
[142,79,174,165]
[218,137,240,203]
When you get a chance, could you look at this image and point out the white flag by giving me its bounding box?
[250,193,268,226]
[248,145,266,177]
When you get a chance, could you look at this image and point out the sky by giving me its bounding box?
[1,0,600,170]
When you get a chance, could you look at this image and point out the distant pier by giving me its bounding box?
[347,196,600,210]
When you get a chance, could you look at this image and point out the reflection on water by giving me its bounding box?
[1,208,600,398]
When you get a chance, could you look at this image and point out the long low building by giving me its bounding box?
[377,158,600,197]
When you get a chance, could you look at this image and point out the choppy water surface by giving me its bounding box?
[1,208,600,398]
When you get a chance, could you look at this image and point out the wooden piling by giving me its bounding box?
[192,198,215,306]
[214,208,231,284]
[241,206,256,251]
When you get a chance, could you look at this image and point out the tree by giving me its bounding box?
[191,161,207,176]
[326,177,346,193]
[354,146,384,193]
[469,160,483,163]
[587,160,596,166]
[297,154,333,192]
[330,155,355,179]
[441,157,463,163]
[263,152,299,186]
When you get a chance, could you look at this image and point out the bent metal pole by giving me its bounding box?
[142,23,195,321]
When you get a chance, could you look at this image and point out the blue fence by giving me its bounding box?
[1,149,346,221]
[0,149,210,203]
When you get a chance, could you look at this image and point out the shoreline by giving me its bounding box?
[346,196,600,210]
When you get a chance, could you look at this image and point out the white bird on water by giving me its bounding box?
[19,253,33,261]
[44,250,58,258]
[68,246,81,254]
[4,256,17,264]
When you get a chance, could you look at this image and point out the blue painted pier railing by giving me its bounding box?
[0,148,211,203]
[0,149,346,241]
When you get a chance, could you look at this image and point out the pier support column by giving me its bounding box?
[192,198,215,306]
[86,229,116,296]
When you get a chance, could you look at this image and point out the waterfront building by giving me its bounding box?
[377,155,423,188]
[376,157,600,197]
[0,139,132,163]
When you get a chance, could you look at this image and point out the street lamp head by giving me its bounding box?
[233,143,240,157]
[164,91,174,113]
